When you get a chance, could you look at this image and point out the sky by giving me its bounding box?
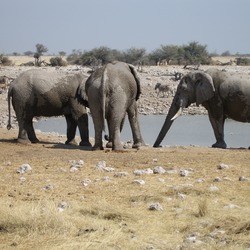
[1,0,250,55]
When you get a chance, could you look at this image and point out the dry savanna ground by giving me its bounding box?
[0,58,250,249]
[0,128,250,250]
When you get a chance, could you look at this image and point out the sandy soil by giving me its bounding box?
[0,64,250,249]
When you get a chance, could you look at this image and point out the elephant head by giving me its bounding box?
[153,71,215,147]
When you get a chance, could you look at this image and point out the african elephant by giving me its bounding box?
[79,61,145,151]
[7,69,91,147]
[153,68,250,149]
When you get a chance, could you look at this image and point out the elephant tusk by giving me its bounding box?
[171,107,183,121]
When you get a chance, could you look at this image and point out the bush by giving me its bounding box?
[235,57,250,66]
[50,57,67,67]
[0,54,12,66]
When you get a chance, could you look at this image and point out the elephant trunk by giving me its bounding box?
[153,98,184,147]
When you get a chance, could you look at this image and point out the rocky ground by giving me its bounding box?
[1,64,250,130]
[0,64,249,249]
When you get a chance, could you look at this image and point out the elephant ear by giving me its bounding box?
[195,72,215,106]
[128,64,141,100]
[77,77,89,108]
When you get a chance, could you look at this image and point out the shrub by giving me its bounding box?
[50,57,67,67]
[0,54,12,66]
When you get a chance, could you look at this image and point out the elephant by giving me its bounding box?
[7,69,91,147]
[78,61,145,151]
[153,68,250,149]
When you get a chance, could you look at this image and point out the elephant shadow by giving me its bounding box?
[0,138,93,151]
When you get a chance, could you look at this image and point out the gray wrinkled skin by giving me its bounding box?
[154,68,250,149]
[80,61,145,151]
[7,69,91,147]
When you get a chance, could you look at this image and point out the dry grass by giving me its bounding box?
[0,129,250,249]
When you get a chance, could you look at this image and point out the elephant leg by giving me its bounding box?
[108,110,125,151]
[127,102,145,148]
[17,120,30,144]
[26,118,39,143]
[77,113,92,147]
[208,113,227,149]
[17,116,39,144]
[65,114,78,145]
[91,112,104,150]
[105,115,113,148]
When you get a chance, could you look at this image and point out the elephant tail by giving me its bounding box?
[128,64,141,100]
[101,66,108,132]
[7,85,13,130]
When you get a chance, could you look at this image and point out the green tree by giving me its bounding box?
[34,44,48,66]
[182,41,210,65]
[123,47,146,64]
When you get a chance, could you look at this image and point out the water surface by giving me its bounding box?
[34,115,250,148]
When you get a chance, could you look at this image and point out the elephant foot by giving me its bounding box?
[212,141,227,149]
[92,145,104,151]
[132,141,146,149]
[79,141,92,147]
[30,138,39,143]
[17,138,31,144]
[65,139,78,146]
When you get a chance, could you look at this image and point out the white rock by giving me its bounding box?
[217,163,229,169]
[196,178,205,183]
[148,202,163,211]
[223,204,241,209]
[209,185,219,192]
[153,166,166,174]
[96,161,106,170]
[69,166,78,173]
[213,177,222,182]
[57,201,68,212]
[180,169,189,177]
[114,172,129,177]
[17,164,32,174]
[81,179,91,186]
[239,176,249,181]
[132,179,145,185]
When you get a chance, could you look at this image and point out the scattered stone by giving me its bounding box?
[148,202,163,211]
[196,178,205,183]
[217,163,229,170]
[19,177,26,182]
[213,177,222,182]
[69,166,78,173]
[239,176,249,181]
[81,179,91,187]
[152,158,158,162]
[95,161,115,172]
[95,161,106,170]
[69,159,84,168]
[223,204,241,209]
[114,172,129,177]
[180,169,189,177]
[17,164,32,174]
[177,193,186,199]
[43,184,54,190]
[103,167,115,172]
[133,168,153,176]
[57,201,68,212]
[209,185,219,192]
[132,179,145,185]
[153,166,166,174]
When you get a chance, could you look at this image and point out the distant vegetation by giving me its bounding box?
[1,41,250,67]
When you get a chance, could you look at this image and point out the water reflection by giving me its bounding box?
[34,115,250,148]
